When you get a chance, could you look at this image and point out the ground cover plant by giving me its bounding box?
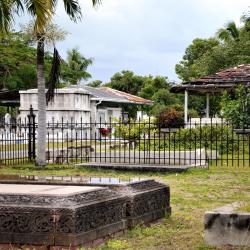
[0,163,249,250]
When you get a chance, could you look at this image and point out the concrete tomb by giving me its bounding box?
[0,178,170,248]
[205,203,250,247]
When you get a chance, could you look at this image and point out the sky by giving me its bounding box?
[20,0,250,83]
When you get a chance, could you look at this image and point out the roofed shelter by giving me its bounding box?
[170,64,250,123]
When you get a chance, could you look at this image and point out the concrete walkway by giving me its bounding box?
[76,162,193,172]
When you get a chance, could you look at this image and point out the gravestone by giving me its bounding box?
[4,113,11,134]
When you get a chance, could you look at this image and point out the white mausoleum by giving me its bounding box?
[19,86,153,123]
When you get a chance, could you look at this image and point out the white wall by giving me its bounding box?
[19,89,123,125]
[19,88,91,124]
[96,107,122,123]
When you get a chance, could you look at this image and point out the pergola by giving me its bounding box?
[170,64,250,123]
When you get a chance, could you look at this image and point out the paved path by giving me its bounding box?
[76,162,192,172]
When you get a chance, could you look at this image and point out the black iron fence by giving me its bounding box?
[0,113,249,167]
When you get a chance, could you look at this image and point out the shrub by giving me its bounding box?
[157,108,184,128]
[112,118,156,141]
[188,109,199,118]
[221,85,250,128]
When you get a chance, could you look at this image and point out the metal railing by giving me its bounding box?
[0,114,249,167]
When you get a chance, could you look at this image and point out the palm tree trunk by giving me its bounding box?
[36,37,46,166]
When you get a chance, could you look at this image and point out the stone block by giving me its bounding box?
[205,206,250,247]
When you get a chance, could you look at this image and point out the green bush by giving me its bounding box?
[157,108,184,128]
[112,120,247,155]
[137,124,247,154]
[221,85,250,128]
[112,118,156,141]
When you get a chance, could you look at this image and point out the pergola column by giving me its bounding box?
[184,89,188,124]
[206,93,210,118]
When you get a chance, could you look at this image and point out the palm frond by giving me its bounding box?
[0,0,24,34]
[216,28,231,43]
[92,0,102,6]
[24,0,53,33]
[226,21,239,41]
[0,1,11,34]
[62,0,82,22]
[46,47,61,103]
[14,0,24,11]
[216,21,240,43]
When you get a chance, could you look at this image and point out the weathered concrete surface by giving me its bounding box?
[205,203,250,247]
[88,149,207,166]
[0,184,100,195]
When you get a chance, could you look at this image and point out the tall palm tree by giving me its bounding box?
[66,47,93,85]
[0,0,101,166]
[217,21,240,43]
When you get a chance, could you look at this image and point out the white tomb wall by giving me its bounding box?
[19,89,92,124]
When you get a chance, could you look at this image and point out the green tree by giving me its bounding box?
[0,30,93,90]
[0,31,63,90]
[175,38,219,81]
[221,85,250,128]
[176,15,250,82]
[106,71,182,117]
[106,70,145,95]
[62,47,93,85]
[175,14,250,117]
[140,76,181,116]
[0,32,37,89]
[217,21,240,43]
[87,80,102,87]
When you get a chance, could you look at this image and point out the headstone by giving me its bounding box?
[4,113,11,134]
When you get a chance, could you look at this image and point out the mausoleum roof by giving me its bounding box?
[76,85,153,105]
[19,88,89,94]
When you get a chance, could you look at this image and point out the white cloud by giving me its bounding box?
[16,0,250,82]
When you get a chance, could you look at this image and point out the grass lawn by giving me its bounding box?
[0,164,249,250]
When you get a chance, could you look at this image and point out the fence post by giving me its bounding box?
[27,105,36,162]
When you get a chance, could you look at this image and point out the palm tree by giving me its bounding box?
[217,21,240,43]
[66,47,93,85]
[0,0,101,166]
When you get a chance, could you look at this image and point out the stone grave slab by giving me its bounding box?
[0,184,127,247]
[0,176,171,248]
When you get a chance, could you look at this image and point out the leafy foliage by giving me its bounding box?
[176,15,250,82]
[0,32,39,89]
[175,14,250,118]
[157,108,184,129]
[87,80,102,87]
[106,70,145,95]
[175,38,219,81]
[217,21,240,43]
[136,124,243,154]
[112,118,242,154]
[221,85,250,128]
[62,47,93,85]
[0,32,93,90]
[106,71,182,117]
[112,118,156,141]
